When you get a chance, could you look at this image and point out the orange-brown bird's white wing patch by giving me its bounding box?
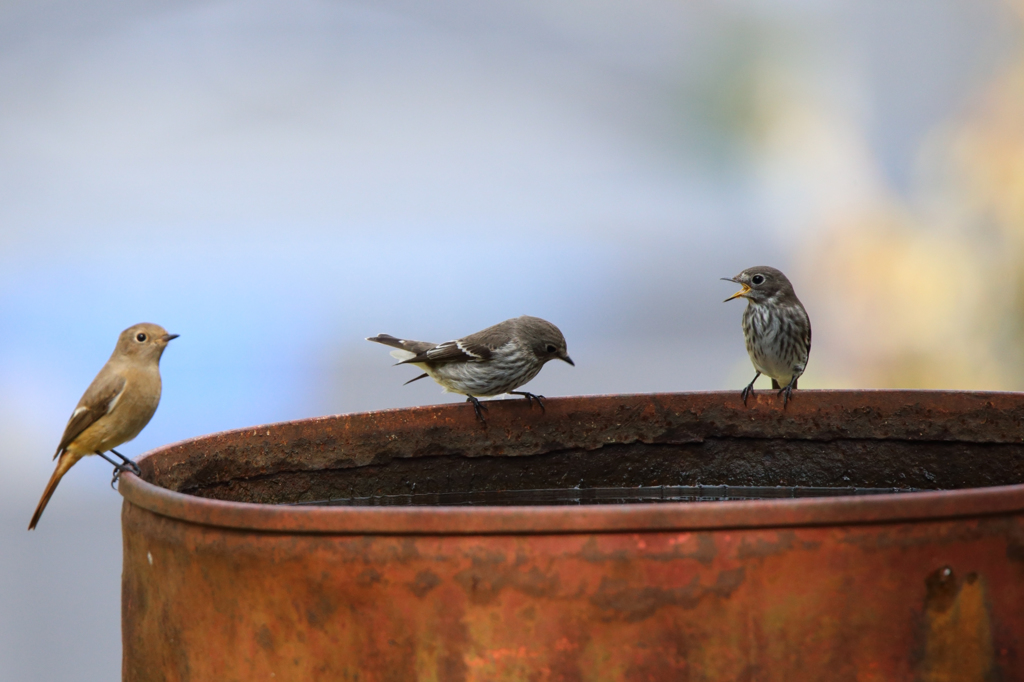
[54,374,126,458]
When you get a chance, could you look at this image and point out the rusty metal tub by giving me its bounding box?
[119,390,1024,681]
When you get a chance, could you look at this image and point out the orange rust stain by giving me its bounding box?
[667,532,693,546]
[917,567,995,682]
[554,637,577,652]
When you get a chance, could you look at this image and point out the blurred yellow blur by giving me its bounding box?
[788,6,1024,389]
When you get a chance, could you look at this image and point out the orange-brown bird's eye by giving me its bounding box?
[546,345,556,353]
[136,333,147,342]
[752,275,765,285]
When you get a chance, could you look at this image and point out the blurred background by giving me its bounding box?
[2,0,1023,678]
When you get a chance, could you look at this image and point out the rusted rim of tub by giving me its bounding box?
[118,390,1024,535]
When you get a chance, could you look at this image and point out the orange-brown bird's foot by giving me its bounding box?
[110,448,142,476]
[741,371,761,406]
[509,391,545,412]
[111,467,132,487]
[466,396,488,423]
[98,450,141,489]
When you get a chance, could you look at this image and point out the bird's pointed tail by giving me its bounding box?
[366,334,435,362]
[28,452,80,530]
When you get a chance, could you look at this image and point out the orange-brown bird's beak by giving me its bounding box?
[162,333,180,342]
[560,353,575,366]
[721,277,750,302]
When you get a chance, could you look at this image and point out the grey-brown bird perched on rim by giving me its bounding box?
[28,323,178,530]
[367,315,574,421]
[722,266,811,407]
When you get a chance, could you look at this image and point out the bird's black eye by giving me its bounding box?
[751,274,765,285]
[546,344,557,353]
[136,333,147,342]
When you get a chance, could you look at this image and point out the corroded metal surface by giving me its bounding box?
[120,391,1024,681]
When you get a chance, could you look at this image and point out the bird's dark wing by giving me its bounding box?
[418,339,493,364]
[54,372,126,458]
[371,322,511,365]
[415,321,518,364]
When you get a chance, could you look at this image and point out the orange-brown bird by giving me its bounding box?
[28,323,177,530]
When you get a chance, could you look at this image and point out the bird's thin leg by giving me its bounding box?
[778,376,798,408]
[509,391,545,412]
[466,396,488,422]
[96,451,124,469]
[741,371,761,406]
[96,451,136,489]
[110,448,142,476]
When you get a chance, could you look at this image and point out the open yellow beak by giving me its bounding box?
[723,281,750,302]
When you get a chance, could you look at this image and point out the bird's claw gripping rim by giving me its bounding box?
[466,396,488,423]
[510,391,545,411]
[778,383,795,408]
[110,459,141,489]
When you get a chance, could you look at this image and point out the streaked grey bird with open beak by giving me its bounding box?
[367,315,574,421]
[29,323,178,530]
[722,266,811,407]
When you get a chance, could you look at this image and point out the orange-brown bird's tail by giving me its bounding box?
[28,452,81,530]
